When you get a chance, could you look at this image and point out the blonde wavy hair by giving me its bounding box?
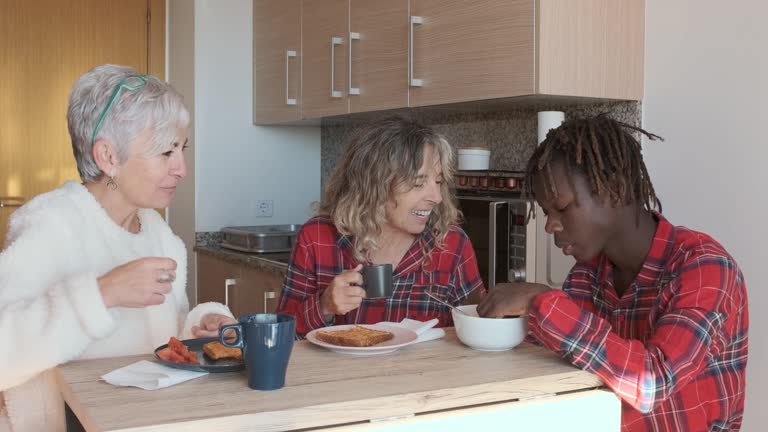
[320,116,460,262]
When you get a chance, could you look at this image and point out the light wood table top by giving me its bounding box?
[56,329,603,432]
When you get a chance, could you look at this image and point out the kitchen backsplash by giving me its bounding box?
[321,101,641,190]
[196,231,223,247]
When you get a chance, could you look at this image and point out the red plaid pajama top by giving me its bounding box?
[528,213,748,431]
[277,216,484,337]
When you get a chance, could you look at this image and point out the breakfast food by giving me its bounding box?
[202,341,243,361]
[316,326,394,347]
[156,337,199,364]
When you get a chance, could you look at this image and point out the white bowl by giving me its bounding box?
[452,305,528,351]
[457,148,490,170]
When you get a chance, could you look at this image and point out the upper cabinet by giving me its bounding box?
[301,0,349,118]
[349,0,409,113]
[253,0,645,124]
[253,0,301,124]
[409,0,535,107]
[301,0,409,119]
[535,0,644,100]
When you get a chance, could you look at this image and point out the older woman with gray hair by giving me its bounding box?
[0,64,234,431]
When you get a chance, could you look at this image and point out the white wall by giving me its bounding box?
[194,0,320,232]
[643,1,767,429]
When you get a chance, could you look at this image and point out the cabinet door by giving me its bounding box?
[301,0,349,118]
[348,0,408,113]
[197,254,241,311]
[253,0,301,124]
[238,267,286,316]
[409,0,535,107]
[536,0,644,100]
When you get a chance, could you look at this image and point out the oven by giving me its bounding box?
[455,170,573,290]
[456,171,533,289]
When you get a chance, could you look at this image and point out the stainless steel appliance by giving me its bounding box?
[456,170,530,290]
[455,170,574,290]
[221,224,301,253]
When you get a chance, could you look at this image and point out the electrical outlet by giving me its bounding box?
[254,199,273,217]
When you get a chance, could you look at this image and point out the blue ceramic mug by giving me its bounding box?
[220,313,296,390]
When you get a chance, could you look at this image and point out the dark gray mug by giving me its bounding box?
[363,264,394,297]
[220,313,295,391]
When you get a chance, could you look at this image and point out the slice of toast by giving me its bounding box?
[316,326,394,347]
[202,341,243,361]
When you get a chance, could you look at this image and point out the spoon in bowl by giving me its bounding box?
[424,290,470,316]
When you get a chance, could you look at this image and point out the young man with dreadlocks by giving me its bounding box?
[478,114,748,431]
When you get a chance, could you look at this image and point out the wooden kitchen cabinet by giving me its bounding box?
[295,0,410,119]
[410,0,644,107]
[409,0,535,107]
[197,253,283,318]
[254,0,644,123]
[253,0,301,124]
[348,0,409,113]
[301,0,349,118]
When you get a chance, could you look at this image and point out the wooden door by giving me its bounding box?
[301,0,349,118]
[253,0,302,124]
[0,0,164,245]
[408,0,535,107]
[197,254,241,310]
[348,0,409,113]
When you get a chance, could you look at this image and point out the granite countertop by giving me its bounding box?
[194,244,289,274]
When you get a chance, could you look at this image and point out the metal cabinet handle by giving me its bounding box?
[0,197,24,208]
[224,278,236,307]
[488,201,508,290]
[330,36,344,98]
[348,32,360,95]
[409,16,423,87]
[286,50,297,105]
[264,291,276,313]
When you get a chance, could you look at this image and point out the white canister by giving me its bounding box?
[457,148,491,170]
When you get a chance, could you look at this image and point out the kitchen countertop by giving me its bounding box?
[56,329,615,432]
[194,244,289,273]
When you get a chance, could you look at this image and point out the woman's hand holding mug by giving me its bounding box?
[320,264,365,318]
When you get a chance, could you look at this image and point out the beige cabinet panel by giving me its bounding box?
[348,0,409,113]
[253,0,302,124]
[301,0,350,118]
[409,0,536,107]
[537,0,644,99]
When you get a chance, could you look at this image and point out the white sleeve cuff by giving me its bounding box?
[180,302,234,339]
[67,272,116,339]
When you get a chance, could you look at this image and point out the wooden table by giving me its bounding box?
[56,329,619,431]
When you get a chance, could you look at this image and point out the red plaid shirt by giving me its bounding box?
[528,213,748,431]
[277,216,484,337]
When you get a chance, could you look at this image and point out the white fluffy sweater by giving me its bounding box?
[0,181,231,432]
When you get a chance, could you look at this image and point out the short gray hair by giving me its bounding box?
[67,64,190,183]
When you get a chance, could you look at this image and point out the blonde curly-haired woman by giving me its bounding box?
[277,116,484,337]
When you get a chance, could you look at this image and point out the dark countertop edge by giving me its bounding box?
[194,245,288,273]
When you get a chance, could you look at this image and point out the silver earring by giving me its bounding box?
[106,176,117,190]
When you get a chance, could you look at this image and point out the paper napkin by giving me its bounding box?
[379,318,445,343]
[101,360,208,390]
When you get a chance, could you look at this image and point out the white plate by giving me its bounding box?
[306,324,418,356]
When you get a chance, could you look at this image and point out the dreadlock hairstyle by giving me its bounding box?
[523,113,664,220]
